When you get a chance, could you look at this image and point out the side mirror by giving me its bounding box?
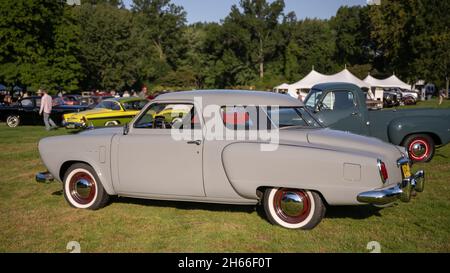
[123,123,129,135]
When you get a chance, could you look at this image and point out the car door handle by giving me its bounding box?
[187,140,202,145]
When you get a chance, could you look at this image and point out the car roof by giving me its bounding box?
[155,90,302,107]
[104,97,147,103]
[311,82,361,91]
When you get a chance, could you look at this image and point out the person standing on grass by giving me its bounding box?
[439,89,446,105]
[39,89,57,131]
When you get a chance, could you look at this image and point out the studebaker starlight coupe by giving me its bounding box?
[36,90,425,230]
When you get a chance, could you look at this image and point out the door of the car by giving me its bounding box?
[19,98,39,125]
[312,90,364,135]
[114,101,205,197]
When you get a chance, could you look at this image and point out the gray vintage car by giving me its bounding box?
[36,90,425,230]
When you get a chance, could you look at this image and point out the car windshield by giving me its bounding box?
[96,101,121,110]
[266,107,321,128]
[304,90,323,110]
[122,100,147,111]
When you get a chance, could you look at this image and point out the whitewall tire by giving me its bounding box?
[263,188,326,230]
[63,163,109,210]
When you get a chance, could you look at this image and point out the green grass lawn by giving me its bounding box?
[0,99,449,253]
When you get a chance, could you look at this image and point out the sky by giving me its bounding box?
[123,0,369,24]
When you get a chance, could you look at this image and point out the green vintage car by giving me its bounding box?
[63,97,148,129]
[304,82,450,162]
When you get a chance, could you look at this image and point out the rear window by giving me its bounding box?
[220,106,320,130]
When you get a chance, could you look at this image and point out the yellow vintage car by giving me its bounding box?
[63,97,148,129]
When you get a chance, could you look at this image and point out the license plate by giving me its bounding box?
[402,164,411,178]
[66,124,75,129]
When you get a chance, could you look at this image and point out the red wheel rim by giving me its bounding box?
[273,189,311,224]
[69,172,96,205]
[408,138,430,161]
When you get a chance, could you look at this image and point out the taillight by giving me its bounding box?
[377,159,388,183]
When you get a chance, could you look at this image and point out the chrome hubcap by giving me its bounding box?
[74,179,93,199]
[7,116,18,127]
[411,142,426,157]
[69,172,96,204]
[280,192,304,217]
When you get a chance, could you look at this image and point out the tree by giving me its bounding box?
[225,0,285,80]
[370,0,450,87]
[78,3,155,90]
[331,6,373,67]
[131,0,187,69]
[285,19,337,78]
[0,0,82,91]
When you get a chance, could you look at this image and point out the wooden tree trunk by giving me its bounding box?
[446,76,449,98]
[259,38,264,79]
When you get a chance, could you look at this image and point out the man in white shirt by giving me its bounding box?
[39,89,57,131]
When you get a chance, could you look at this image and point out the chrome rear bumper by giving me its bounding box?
[357,170,425,205]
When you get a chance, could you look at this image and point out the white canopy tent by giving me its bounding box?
[363,74,411,90]
[286,69,329,97]
[273,83,290,93]
[327,69,370,89]
[276,68,371,98]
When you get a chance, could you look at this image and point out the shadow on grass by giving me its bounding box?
[115,196,257,214]
[52,190,63,196]
[114,196,385,220]
[325,205,385,219]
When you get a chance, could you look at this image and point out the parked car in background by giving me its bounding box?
[78,96,114,109]
[61,95,82,105]
[62,97,148,129]
[305,83,450,162]
[36,90,425,230]
[383,90,400,108]
[0,96,89,128]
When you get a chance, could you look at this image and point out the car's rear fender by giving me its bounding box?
[221,142,383,205]
[388,116,450,146]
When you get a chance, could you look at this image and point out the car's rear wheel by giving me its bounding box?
[63,163,110,210]
[6,115,20,128]
[403,134,435,163]
[263,188,326,230]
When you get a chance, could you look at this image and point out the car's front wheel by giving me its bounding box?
[6,115,20,128]
[63,163,110,210]
[263,188,326,230]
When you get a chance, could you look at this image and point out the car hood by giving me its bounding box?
[279,128,404,160]
[78,127,123,136]
[65,108,113,118]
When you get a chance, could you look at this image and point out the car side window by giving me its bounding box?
[21,98,33,108]
[320,91,355,111]
[134,103,199,130]
[221,106,257,130]
[111,102,121,111]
